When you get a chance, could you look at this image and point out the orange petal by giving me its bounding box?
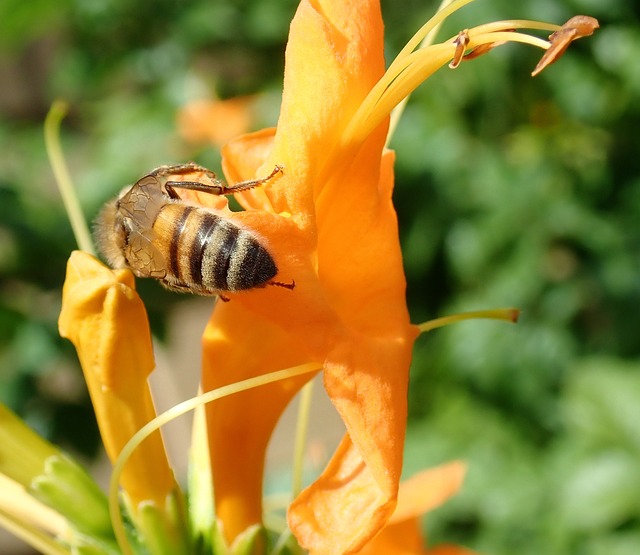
[354,462,470,555]
[262,0,387,217]
[316,149,412,331]
[58,251,175,508]
[221,129,278,213]
[289,436,397,554]
[202,299,317,542]
[292,148,416,551]
[219,144,417,551]
[355,518,424,555]
[391,462,467,524]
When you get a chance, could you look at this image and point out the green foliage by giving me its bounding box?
[386,2,640,553]
[0,0,638,554]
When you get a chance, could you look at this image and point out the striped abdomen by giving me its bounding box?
[153,204,277,294]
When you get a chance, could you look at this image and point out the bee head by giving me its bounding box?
[93,195,128,270]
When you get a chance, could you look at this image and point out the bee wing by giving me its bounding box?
[115,175,169,279]
[118,175,163,227]
[123,228,167,279]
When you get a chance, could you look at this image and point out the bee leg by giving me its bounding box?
[150,162,218,182]
[164,180,226,199]
[165,165,284,199]
[221,165,284,194]
[268,278,295,290]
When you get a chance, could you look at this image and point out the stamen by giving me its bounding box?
[292,380,314,498]
[346,43,455,144]
[346,4,600,150]
[390,0,477,68]
[532,15,599,76]
[449,29,470,69]
[346,23,562,147]
[387,0,459,145]
[469,19,561,35]
[417,308,520,334]
[345,0,478,146]
[461,40,508,61]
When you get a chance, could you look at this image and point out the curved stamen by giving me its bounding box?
[345,26,555,146]
[417,308,520,334]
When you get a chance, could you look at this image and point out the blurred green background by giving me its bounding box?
[1,0,638,554]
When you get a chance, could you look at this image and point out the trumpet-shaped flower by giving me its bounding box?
[58,251,191,553]
[59,252,175,511]
[176,1,597,553]
[195,3,415,552]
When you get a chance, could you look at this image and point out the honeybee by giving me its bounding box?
[94,162,291,296]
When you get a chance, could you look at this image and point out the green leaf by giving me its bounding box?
[31,455,112,538]
[565,358,640,451]
[558,450,640,531]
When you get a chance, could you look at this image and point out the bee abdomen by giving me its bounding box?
[187,209,277,292]
[225,231,278,291]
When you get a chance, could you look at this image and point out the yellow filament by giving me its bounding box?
[292,379,314,499]
[418,308,520,334]
[387,0,458,145]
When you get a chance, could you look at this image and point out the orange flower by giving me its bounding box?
[194,0,417,552]
[183,1,596,553]
[58,252,176,510]
[58,252,191,552]
[355,462,477,555]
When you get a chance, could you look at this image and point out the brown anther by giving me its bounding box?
[461,28,514,62]
[532,15,599,77]
[462,39,508,61]
[449,29,470,69]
